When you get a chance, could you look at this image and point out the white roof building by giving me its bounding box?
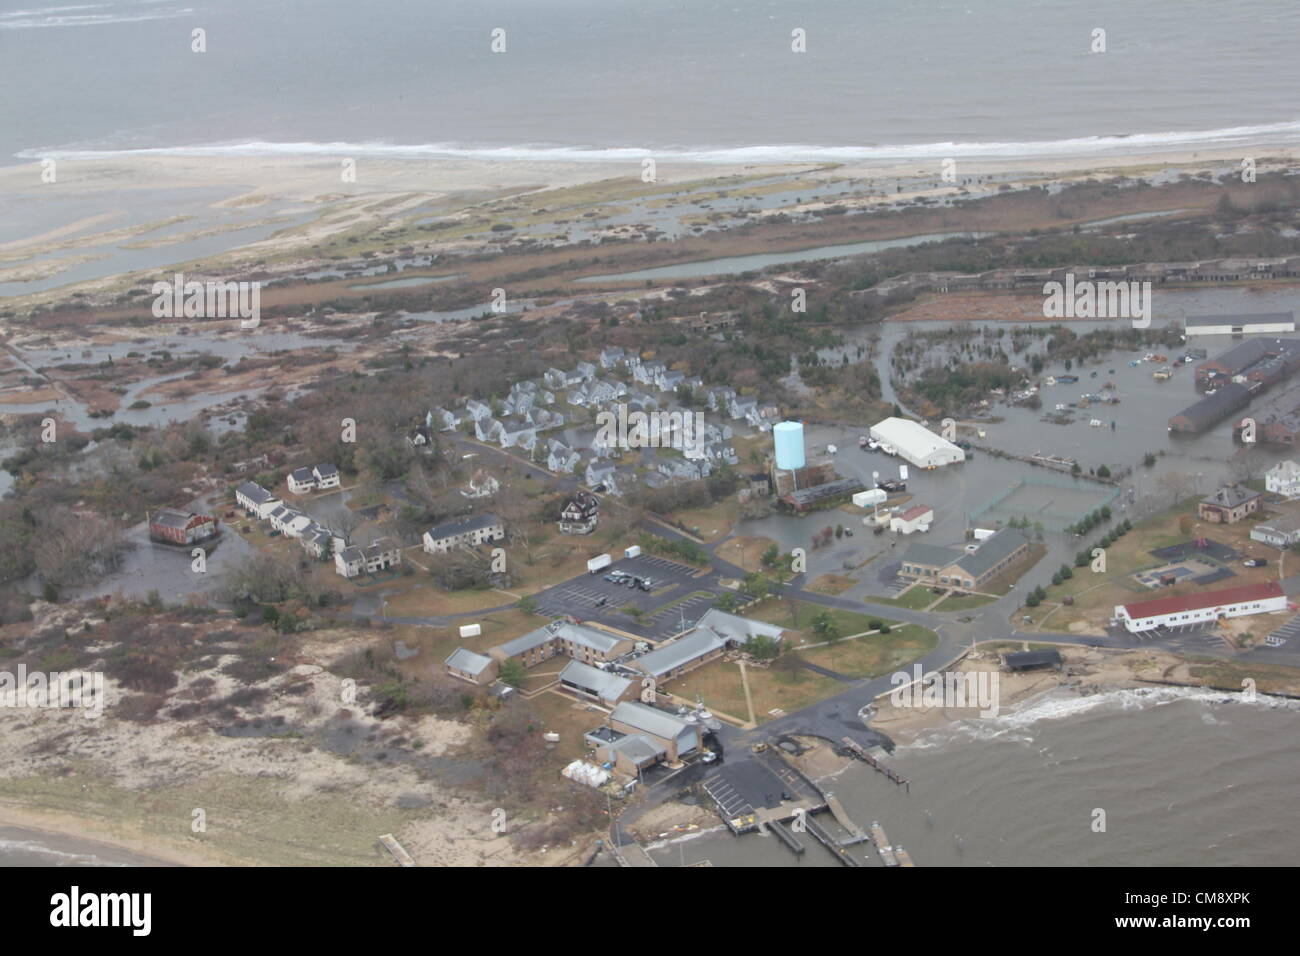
[868,417,965,469]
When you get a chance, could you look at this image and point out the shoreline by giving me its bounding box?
[0,804,234,867]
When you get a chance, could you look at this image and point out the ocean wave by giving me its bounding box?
[0,837,129,866]
[900,684,1300,750]
[16,120,1300,164]
[0,0,189,30]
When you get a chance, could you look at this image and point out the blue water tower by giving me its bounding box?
[773,421,806,471]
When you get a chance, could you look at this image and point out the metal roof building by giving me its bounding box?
[868,417,966,469]
[559,659,633,705]
[1184,312,1295,336]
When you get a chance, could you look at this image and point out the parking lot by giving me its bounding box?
[531,553,725,641]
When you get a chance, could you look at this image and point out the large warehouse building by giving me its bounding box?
[868,417,966,469]
[1183,312,1295,336]
[1112,581,1286,634]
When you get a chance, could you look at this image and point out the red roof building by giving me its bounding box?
[1116,581,1285,633]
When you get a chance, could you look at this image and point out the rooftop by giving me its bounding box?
[1121,581,1284,620]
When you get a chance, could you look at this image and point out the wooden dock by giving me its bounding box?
[841,737,909,789]
[378,833,415,867]
[870,821,899,867]
[895,846,915,867]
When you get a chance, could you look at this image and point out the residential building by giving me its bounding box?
[236,481,281,519]
[1113,582,1286,633]
[312,464,340,489]
[460,470,499,499]
[558,492,599,535]
[1265,461,1300,498]
[1198,485,1262,524]
[287,467,317,494]
[1250,513,1300,549]
[422,513,505,553]
[334,537,403,578]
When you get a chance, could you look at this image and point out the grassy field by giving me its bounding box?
[934,591,998,612]
[799,625,939,680]
[864,584,943,610]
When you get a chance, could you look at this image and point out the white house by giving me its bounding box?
[334,537,403,578]
[461,471,499,499]
[422,513,505,554]
[546,440,581,474]
[1265,460,1300,498]
[287,468,317,494]
[312,463,340,490]
[1250,513,1300,549]
[236,481,281,519]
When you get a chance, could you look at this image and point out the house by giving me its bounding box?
[607,701,699,762]
[313,463,340,489]
[890,504,934,535]
[1250,513,1300,549]
[1198,485,1262,524]
[430,407,461,432]
[599,346,627,369]
[407,424,435,449]
[422,513,505,553]
[474,416,503,443]
[1265,461,1300,498]
[702,439,738,466]
[496,417,535,450]
[334,536,402,578]
[287,468,317,494]
[586,460,617,491]
[546,440,581,474]
[148,508,219,545]
[445,648,498,685]
[898,529,1030,590]
[233,481,277,517]
[464,399,493,422]
[574,361,597,381]
[283,513,315,539]
[558,492,599,535]
[558,660,634,706]
[268,505,304,535]
[460,470,499,499]
[301,526,338,559]
[1113,581,1286,633]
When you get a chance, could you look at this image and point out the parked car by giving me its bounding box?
[1244,558,1269,567]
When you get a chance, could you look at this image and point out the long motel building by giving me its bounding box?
[1113,581,1287,634]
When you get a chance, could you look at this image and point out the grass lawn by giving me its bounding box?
[934,591,997,611]
[799,625,939,679]
[664,497,741,543]
[664,661,844,724]
[1185,658,1300,695]
[715,534,777,573]
[864,584,943,611]
[806,573,857,596]
[387,608,551,675]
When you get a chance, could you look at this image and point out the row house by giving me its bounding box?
[702,439,738,466]
[474,416,502,443]
[464,399,493,422]
[236,481,282,520]
[334,536,402,579]
[634,360,667,387]
[525,406,565,431]
[599,346,627,369]
[422,513,505,554]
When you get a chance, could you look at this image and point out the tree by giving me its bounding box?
[741,573,769,601]
[713,591,741,612]
[498,659,527,688]
[745,634,782,660]
[761,542,780,568]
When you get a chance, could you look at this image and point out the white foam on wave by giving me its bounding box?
[0,837,129,866]
[16,119,1300,164]
[899,684,1299,752]
[0,0,188,30]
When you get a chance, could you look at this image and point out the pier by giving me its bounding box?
[841,737,910,789]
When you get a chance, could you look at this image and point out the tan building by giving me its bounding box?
[607,701,700,763]
[1198,485,1262,524]
[490,620,633,668]
[444,648,498,685]
[898,529,1030,591]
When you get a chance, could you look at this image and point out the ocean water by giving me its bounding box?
[2,0,1299,164]
[646,687,1300,867]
